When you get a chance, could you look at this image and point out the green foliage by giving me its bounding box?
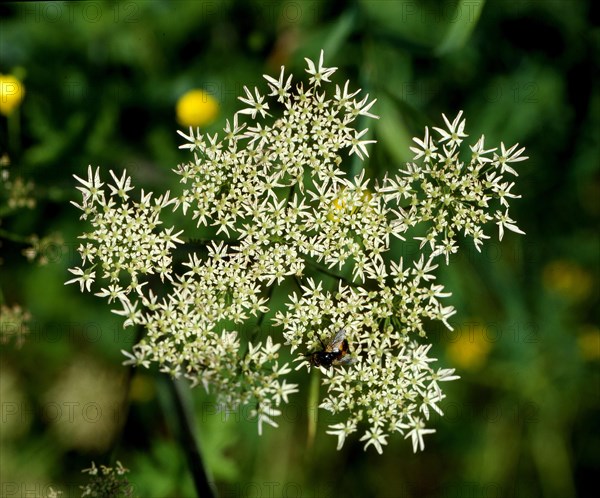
[1,0,597,497]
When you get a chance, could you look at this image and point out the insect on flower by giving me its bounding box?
[305,329,356,368]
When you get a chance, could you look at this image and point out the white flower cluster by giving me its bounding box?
[66,168,183,295]
[275,262,458,453]
[381,112,527,262]
[67,51,527,452]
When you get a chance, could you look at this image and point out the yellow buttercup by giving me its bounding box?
[0,74,25,116]
[176,89,219,127]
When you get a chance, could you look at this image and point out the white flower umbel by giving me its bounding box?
[67,50,526,452]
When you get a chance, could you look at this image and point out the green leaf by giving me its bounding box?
[435,0,485,55]
[375,93,414,164]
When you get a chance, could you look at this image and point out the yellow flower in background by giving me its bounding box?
[542,259,593,302]
[578,326,600,361]
[176,89,219,127]
[129,374,155,402]
[446,323,493,371]
[0,74,25,116]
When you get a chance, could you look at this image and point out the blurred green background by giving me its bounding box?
[1,0,598,497]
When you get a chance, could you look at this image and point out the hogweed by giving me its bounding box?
[66,51,527,453]
[80,461,133,498]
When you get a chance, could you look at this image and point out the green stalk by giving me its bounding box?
[306,367,320,451]
[168,377,217,498]
[8,107,21,159]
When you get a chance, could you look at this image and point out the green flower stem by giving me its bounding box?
[8,108,21,159]
[306,367,321,451]
[303,258,359,288]
[0,227,31,243]
[107,325,146,464]
[168,377,217,498]
[246,280,275,351]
